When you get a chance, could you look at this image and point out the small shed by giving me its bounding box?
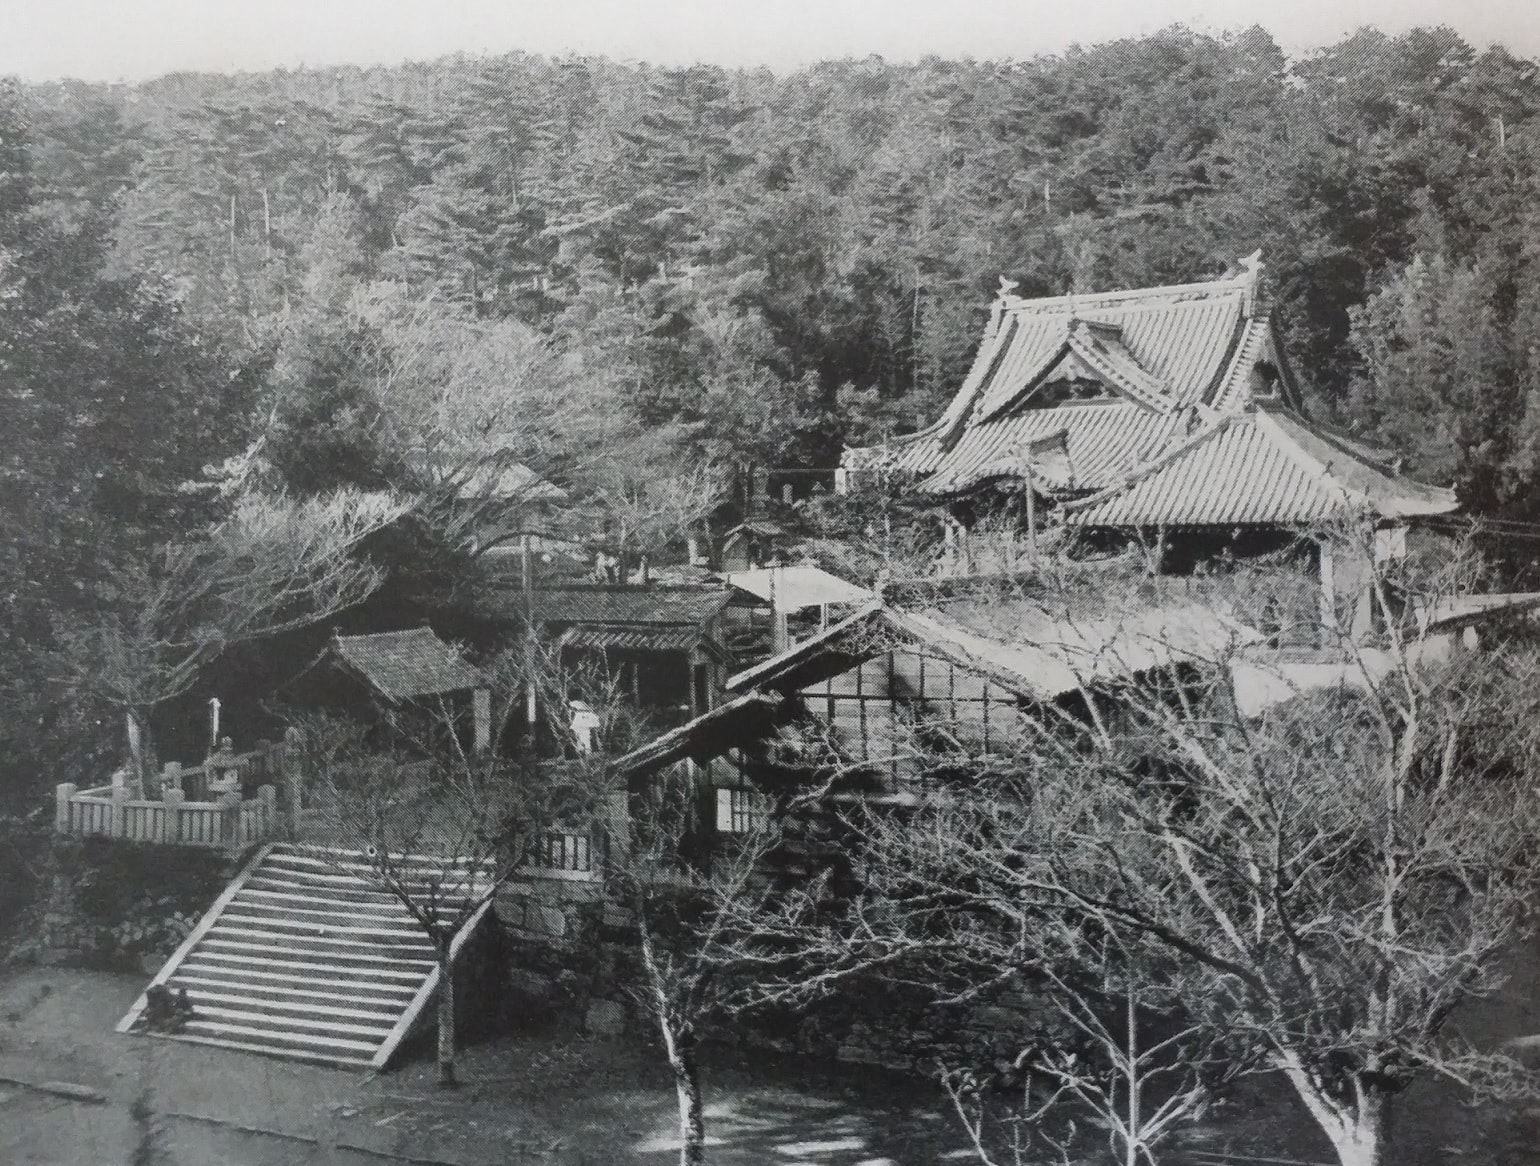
[721,565,874,659]
[507,585,734,727]
[328,628,492,752]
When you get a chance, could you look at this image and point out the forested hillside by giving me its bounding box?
[6,23,1540,801]
[14,25,1540,495]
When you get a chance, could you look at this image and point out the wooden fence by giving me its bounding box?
[55,782,279,849]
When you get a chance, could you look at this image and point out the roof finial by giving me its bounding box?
[988,277,1019,338]
[1238,249,1263,315]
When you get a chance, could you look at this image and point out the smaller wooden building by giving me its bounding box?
[326,628,491,752]
[511,585,735,729]
[618,593,1253,842]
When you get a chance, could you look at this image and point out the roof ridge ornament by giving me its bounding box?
[987,276,1020,340]
[1238,249,1263,316]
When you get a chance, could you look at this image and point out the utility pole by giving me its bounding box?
[522,533,537,727]
[1026,472,1038,566]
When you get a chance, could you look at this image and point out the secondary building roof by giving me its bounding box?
[723,566,873,612]
[615,595,1257,777]
[329,628,485,702]
[1062,409,1457,529]
[559,624,732,662]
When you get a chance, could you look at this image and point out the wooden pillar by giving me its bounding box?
[1318,539,1338,633]
[472,687,491,755]
[162,787,185,844]
[110,785,127,840]
[602,790,630,865]
[282,726,303,827]
[55,783,76,833]
[1025,477,1038,567]
[223,791,242,848]
[259,784,277,839]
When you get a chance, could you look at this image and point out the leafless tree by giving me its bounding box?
[55,488,405,780]
[300,660,606,1087]
[603,761,809,1166]
[701,531,1540,1166]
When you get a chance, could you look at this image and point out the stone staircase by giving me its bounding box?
[117,842,493,1069]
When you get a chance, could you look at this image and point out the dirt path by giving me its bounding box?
[0,967,968,1165]
[4,965,1535,1165]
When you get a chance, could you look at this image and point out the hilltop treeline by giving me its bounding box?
[12,25,1540,501]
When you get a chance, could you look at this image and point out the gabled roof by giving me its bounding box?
[843,256,1305,500]
[1062,410,1457,529]
[940,263,1260,438]
[970,317,1176,424]
[329,629,485,702]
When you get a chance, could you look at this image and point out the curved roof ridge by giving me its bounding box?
[935,310,1021,447]
[1000,272,1255,315]
[1208,316,1271,412]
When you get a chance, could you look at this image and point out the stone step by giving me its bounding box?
[153,1030,375,1069]
[179,1017,382,1057]
[180,950,429,984]
[170,973,416,1010]
[238,887,418,916]
[175,988,400,1027]
[216,910,429,942]
[121,844,484,1070]
[204,924,435,961]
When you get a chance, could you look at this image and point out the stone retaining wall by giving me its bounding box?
[491,874,1045,1075]
[26,837,242,970]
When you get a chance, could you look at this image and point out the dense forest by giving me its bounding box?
[6,22,1540,796]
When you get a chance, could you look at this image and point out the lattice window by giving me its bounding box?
[716,787,770,834]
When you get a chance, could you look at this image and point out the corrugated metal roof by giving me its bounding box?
[1064,411,1458,528]
[918,403,1188,496]
[724,566,873,611]
[726,599,1256,703]
[894,602,1256,701]
[515,586,732,627]
[330,629,484,702]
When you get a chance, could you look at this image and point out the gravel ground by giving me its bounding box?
[0,964,1536,1165]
